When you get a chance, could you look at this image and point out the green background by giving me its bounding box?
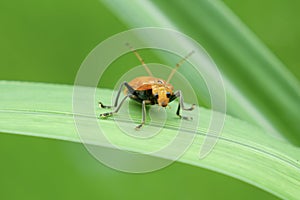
[1,0,299,199]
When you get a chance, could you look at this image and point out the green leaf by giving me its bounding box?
[1,81,299,199]
[100,0,300,145]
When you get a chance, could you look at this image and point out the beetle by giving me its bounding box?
[99,43,195,130]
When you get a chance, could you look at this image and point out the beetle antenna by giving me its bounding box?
[126,43,153,77]
[166,50,195,83]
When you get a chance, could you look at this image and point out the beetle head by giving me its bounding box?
[152,85,172,107]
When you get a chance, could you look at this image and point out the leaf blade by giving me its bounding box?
[0,81,299,199]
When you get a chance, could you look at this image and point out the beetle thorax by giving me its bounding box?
[151,84,171,107]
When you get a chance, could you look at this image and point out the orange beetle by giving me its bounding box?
[99,43,195,129]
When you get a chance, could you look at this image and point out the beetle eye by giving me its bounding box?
[166,92,171,98]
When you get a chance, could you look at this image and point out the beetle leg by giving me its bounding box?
[99,81,134,109]
[99,95,129,118]
[176,104,192,120]
[98,102,112,109]
[174,90,195,120]
[135,100,147,130]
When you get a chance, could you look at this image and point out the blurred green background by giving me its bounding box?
[1,0,299,199]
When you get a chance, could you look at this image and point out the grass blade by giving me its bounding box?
[0,81,299,199]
